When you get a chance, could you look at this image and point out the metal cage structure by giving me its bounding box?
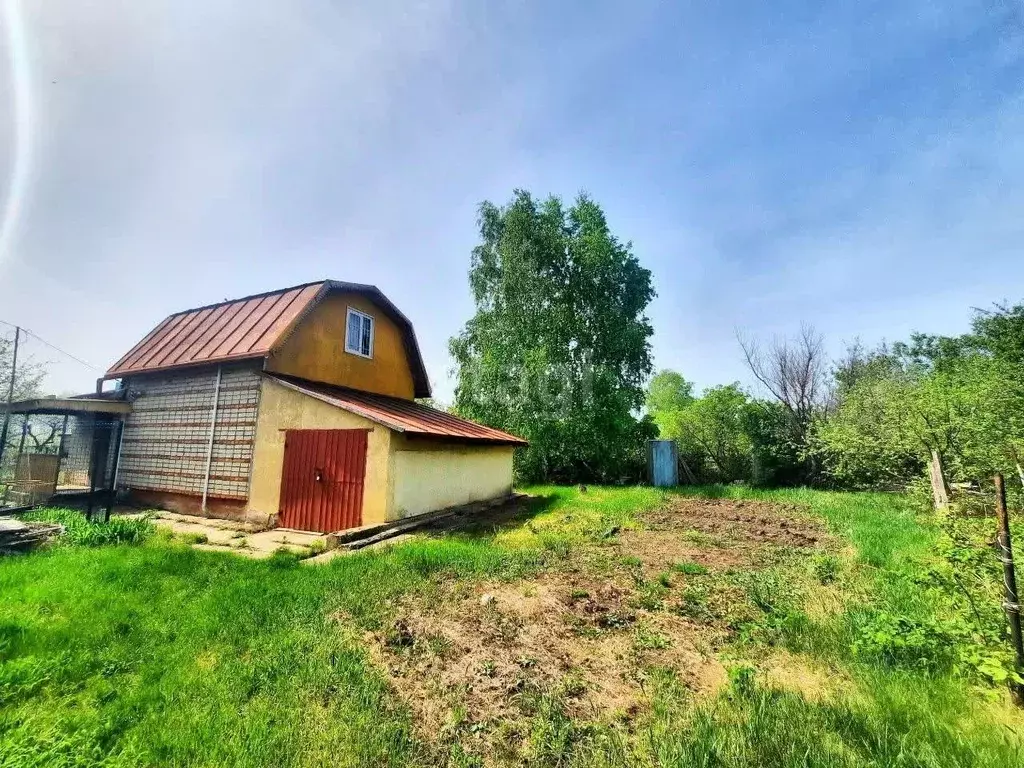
[0,395,130,520]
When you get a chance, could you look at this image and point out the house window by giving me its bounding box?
[345,307,374,358]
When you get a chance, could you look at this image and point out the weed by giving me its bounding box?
[598,610,636,630]
[423,633,454,658]
[674,561,709,576]
[676,586,715,623]
[732,568,800,615]
[811,553,840,584]
[657,571,673,588]
[633,624,672,651]
[538,530,572,558]
[558,672,587,698]
[728,664,757,697]
[620,555,645,586]
[307,538,328,556]
[632,583,668,611]
[682,529,716,546]
[269,548,301,567]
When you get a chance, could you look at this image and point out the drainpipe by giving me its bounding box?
[200,366,222,515]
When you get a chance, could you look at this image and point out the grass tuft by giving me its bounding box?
[19,508,154,547]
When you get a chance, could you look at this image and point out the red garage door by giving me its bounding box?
[279,429,368,532]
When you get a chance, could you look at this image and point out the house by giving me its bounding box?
[104,281,526,532]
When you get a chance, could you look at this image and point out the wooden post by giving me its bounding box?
[929,450,950,509]
[678,454,698,485]
[994,473,1024,706]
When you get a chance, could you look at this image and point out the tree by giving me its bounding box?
[738,324,829,483]
[0,331,48,461]
[673,384,752,482]
[744,400,808,487]
[813,362,924,488]
[971,301,1024,366]
[833,340,901,397]
[645,370,694,437]
[0,331,45,405]
[815,339,1024,490]
[449,190,657,482]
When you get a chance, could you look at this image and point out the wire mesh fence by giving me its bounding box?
[0,413,121,511]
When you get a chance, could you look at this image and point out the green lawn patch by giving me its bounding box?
[1,487,1022,767]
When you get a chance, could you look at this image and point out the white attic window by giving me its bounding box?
[345,307,374,358]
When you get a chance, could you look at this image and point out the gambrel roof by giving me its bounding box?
[105,281,431,397]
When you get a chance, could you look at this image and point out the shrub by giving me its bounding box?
[851,611,959,671]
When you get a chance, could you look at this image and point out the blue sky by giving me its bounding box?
[1,1,1022,400]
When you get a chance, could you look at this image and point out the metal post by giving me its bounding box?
[995,473,1024,706]
[56,415,69,486]
[0,326,20,469]
[86,416,103,522]
[105,419,125,522]
[200,366,222,515]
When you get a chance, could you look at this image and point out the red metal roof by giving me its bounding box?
[268,374,528,446]
[106,281,431,397]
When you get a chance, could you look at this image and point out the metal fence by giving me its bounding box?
[0,412,122,515]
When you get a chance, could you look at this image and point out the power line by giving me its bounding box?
[0,319,104,373]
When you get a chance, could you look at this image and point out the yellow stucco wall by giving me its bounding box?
[390,437,514,519]
[265,291,416,399]
[248,377,393,526]
[249,379,517,530]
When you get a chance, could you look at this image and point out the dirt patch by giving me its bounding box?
[614,497,826,578]
[370,575,726,738]
[617,529,747,574]
[365,496,829,758]
[646,497,824,549]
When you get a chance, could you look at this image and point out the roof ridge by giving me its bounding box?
[165,280,331,317]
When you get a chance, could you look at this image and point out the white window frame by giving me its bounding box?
[345,307,375,359]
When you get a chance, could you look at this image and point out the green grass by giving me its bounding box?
[19,507,155,547]
[674,560,709,576]
[1,487,1022,766]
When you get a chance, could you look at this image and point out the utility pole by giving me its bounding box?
[995,473,1024,707]
[0,325,20,469]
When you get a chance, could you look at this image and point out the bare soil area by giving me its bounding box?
[645,497,824,548]
[368,496,828,751]
[370,576,726,732]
